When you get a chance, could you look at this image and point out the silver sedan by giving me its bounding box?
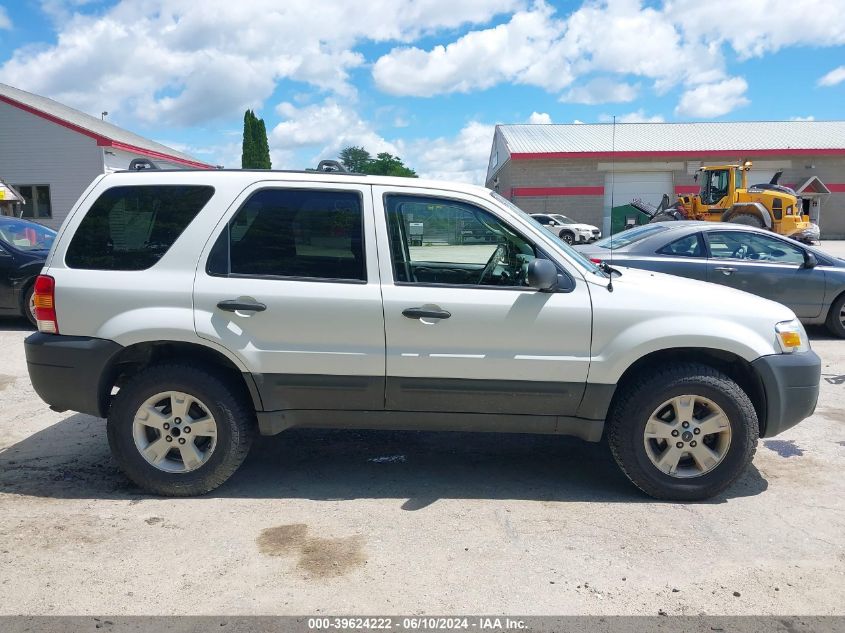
[575,221,845,338]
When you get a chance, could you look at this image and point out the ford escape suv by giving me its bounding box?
[24,168,821,500]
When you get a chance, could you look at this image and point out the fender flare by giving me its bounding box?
[721,202,772,229]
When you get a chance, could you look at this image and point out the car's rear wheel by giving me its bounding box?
[108,363,254,496]
[825,293,845,338]
[607,363,758,500]
[23,284,37,328]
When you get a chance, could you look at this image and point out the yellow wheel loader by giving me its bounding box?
[649,161,820,243]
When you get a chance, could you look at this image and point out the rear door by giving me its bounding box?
[193,182,386,412]
[704,230,826,318]
[373,186,592,420]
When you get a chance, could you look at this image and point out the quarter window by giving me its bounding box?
[385,194,538,287]
[707,231,805,265]
[66,185,214,270]
[207,188,366,282]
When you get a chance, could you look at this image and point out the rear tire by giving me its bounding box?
[107,363,254,496]
[825,293,845,338]
[728,213,765,228]
[607,362,758,501]
[22,284,37,328]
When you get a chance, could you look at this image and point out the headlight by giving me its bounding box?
[775,319,809,353]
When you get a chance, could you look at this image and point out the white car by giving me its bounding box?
[531,213,601,245]
[25,165,820,500]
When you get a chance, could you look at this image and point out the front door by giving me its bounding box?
[704,230,826,319]
[193,182,386,411]
[373,187,592,419]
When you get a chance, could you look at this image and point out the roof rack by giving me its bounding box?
[119,158,359,175]
[128,158,160,171]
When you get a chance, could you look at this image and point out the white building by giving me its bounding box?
[0,82,214,229]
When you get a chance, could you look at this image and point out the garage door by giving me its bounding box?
[602,171,673,232]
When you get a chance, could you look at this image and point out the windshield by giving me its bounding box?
[0,218,56,251]
[551,214,576,225]
[490,192,604,275]
[593,224,667,249]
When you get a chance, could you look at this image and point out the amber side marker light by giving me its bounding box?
[33,275,58,334]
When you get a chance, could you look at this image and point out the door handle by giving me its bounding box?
[714,266,737,275]
[402,307,451,320]
[217,299,267,312]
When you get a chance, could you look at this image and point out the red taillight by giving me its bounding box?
[590,258,603,263]
[33,275,58,334]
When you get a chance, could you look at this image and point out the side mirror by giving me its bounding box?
[803,251,818,269]
[527,259,559,292]
[549,221,557,226]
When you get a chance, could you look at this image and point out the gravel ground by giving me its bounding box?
[0,243,843,616]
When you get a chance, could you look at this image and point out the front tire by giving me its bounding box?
[825,293,845,338]
[559,230,575,245]
[607,363,758,501]
[107,363,254,496]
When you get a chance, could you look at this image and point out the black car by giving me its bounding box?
[0,217,56,326]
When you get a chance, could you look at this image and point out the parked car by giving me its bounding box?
[25,170,819,500]
[531,213,600,245]
[0,216,55,326]
[575,221,845,338]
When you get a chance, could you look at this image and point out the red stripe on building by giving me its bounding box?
[512,186,604,197]
[510,148,845,160]
[827,183,845,192]
[0,94,213,169]
[674,185,699,194]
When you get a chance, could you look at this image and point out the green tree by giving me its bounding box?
[339,146,372,173]
[254,117,272,169]
[337,146,417,177]
[241,110,256,168]
[241,110,272,169]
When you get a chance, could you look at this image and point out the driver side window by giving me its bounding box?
[385,194,537,287]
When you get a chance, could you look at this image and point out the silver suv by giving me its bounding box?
[25,168,821,499]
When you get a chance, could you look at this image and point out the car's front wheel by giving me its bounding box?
[107,363,254,496]
[559,230,575,245]
[607,363,758,500]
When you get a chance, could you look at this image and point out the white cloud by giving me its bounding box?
[667,0,845,59]
[561,77,638,104]
[527,111,552,124]
[407,121,495,184]
[818,66,845,87]
[271,99,400,166]
[0,4,11,29]
[0,0,520,125]
[675,77,749,118]
[373,0,724,98]
[790,115,815,122]
[599,110,664,123]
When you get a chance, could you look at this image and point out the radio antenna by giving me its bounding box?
[607,115,616,291]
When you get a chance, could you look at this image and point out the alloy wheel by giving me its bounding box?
[132,391,218,473]
[642,395,732,478]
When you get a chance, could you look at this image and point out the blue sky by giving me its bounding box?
[1,0,843,181]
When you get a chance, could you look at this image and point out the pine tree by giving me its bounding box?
[254,117,271,169]
[241,110,256,169]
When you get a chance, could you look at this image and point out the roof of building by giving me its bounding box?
[0,82,213,169]
[496,121,845,156]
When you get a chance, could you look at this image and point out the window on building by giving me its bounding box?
[13,185,52,219]
[207,188,366,282]
[66,185,214,270]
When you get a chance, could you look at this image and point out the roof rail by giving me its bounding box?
[128,158,159,171]
[315,160,348,173]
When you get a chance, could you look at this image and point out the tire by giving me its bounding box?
[607,362,758,501]
[107,363,255,496]
[825,293,845,338]
[559,231,575,245]
[728,213,765,228]
[22,284,37,328]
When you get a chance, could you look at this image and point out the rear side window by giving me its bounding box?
[657,233,704,258]
[66,185,214,270]
[206,188,366,282]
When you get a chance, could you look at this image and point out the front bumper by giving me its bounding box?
[751,351,821,437]
[25,332,123,418]
[787,223,820,243]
